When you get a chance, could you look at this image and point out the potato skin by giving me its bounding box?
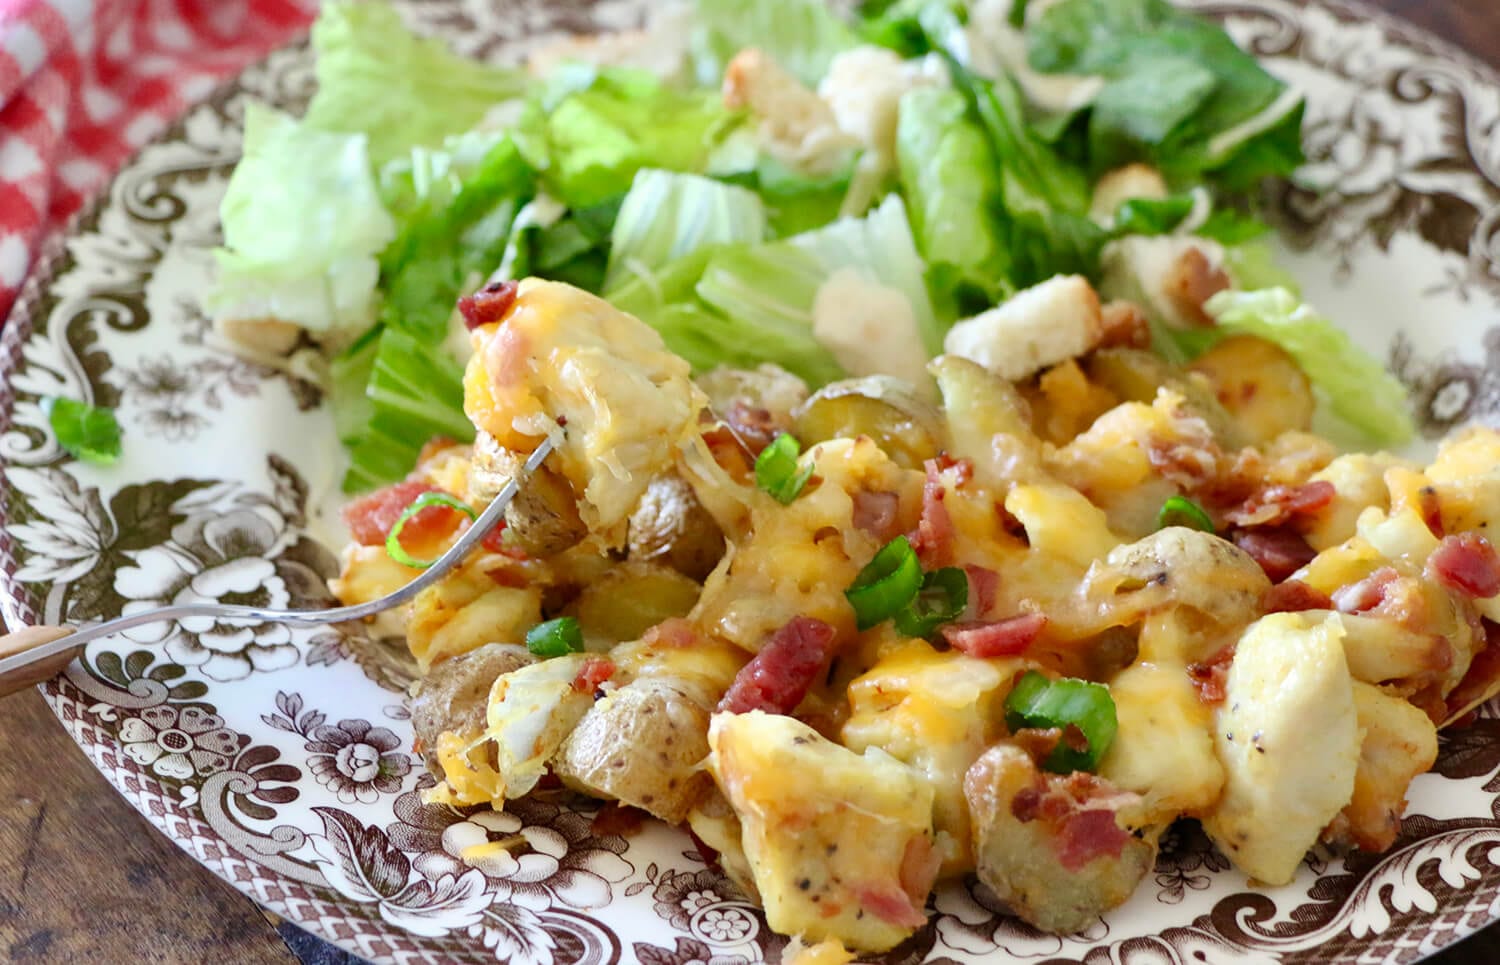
[628,474,726,581]
[468,431,587,558]
[965,745,1156,935]
[409,643,534,776]
[552,678,715,825]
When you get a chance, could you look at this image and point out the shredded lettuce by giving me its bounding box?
[1203,288,1413,448]
[604,169,767,293]
[304,1,530,166]
[896,85,1010,319]
[209,103,396,339]
[692,0,860,87]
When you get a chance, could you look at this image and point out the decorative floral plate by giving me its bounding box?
[4,1,1500,962]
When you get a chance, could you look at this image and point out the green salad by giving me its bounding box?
[203,0,1412,492]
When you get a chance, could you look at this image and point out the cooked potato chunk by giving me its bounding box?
[1202,612,1360,885]
[1339,682,1437,853]
[964,744,1156,935]
[469,432,587,558]
[708,711,937,953]
[1099,659,1223,825]
[554,678,714,824]
[410,643,534,775]
[793,376,944,470]
[627,475,726,581]
[1188,335,1314,445]
[405,567,542,671]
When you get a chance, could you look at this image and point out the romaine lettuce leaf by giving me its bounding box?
[340,327,475,492]
[692,0,860,87]
[208,103,396,339]
[516,66,742,209]
[304,1,529,166]
[604,169,767,293]
[1203,288,1413,448]
[897,85,1010,319]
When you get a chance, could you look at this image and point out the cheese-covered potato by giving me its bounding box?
[463,279,707,540]
[1100,658,1223,825]
[1340,681,1437,853]
[1203,612,1360,885]
[405,564,542,671]
[707,711,937,953]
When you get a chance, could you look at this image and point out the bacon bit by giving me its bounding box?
[1418,486,1445,538]
[1232,527,1318,583]
[1011,727,1065,767]
[1429,533,1500,599]
[910,457,971,568]
[572,656,616,694]
[722,401,780,456]
[1098,300,1152,349]
[1147,437,1221,490]
[643,617,700,650]
[852,881,927,930]
[898,836,942,909]
[1011,786,1044,823]
[718,617,839,715]
[1188,645,1236,705]
[701,423,756,483]
[1332,567,1399,614]
[481,524,529,559]
[458,280,519,330]
[342,480,463,547]
[1163,246,1231,327]
[963,566,1000,621]
[852,490,901,541]
[590,801,646,838]
[1262,579,1335,614]
[942,613,1048,658]
[1057,810,1132,872]
[1226,481,1337,528]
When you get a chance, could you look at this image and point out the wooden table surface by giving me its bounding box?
[3,2,1500,963]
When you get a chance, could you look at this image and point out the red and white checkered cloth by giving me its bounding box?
[0,0,317,322]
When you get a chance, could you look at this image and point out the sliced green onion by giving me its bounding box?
[526,616,584,658]
[755,432,814,504]
[385,492,477,568]
[1004,670,1118,774]
[1157,494,1215,533]
[846,535,923,631]
[894,567,969,638]
[44,396,122,465]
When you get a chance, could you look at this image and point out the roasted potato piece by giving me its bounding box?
[1339,681,1437,853]
[792,375,944,470]
[964,744,1156,935]
[468,431,587,558]
[1085,347,1246,449]
[405,568,542,670]
[569,561,703,648]
[409,644,535,775]
[554,677,715,824]
[1188,335,1314,445]
[628,475,726,580]
[929,355,1044,487]
[696,363,810,426]
[687,789,760,901]
[1084,528,1271,636]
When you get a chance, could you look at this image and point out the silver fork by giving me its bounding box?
[0,438,553,698]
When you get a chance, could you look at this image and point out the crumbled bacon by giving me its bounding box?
[1163,246,1231,327]
[1010,727,1065,767]
[1188,645,1236,705]
[458,279,519,330]
[341,480,462,547]
[1429,533,1500,599]
[1262,579,1335,614]
[700,423,756,483]
[1226,480,1337,528]
[481,524,527,559]
[1232,527,1317,583]
[1418,486,1445,538]
[1057,809,1132,872]
[1332,567,1399,614]
[897,836,942,915]
[852,490,901,541]
[853,881,927,929]
[963,566,1000,621]
[910,456,971,568]
[572,656,616,694]
[642,617,700,650]
[717,617,839,715]
[1098,300,1152,349]
[723,402,780,456]
[942,613,1048,658]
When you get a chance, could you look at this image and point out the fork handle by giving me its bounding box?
[0,625,81,697]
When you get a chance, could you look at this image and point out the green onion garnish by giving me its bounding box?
[385,492,477,568]
[894,567,969,638]
[846,535,924,631]
[526,616,584,658]
[44,396,122,465]
[1157,494,1215,533]
[755,433,814,504]
[1004,670,1118,774]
